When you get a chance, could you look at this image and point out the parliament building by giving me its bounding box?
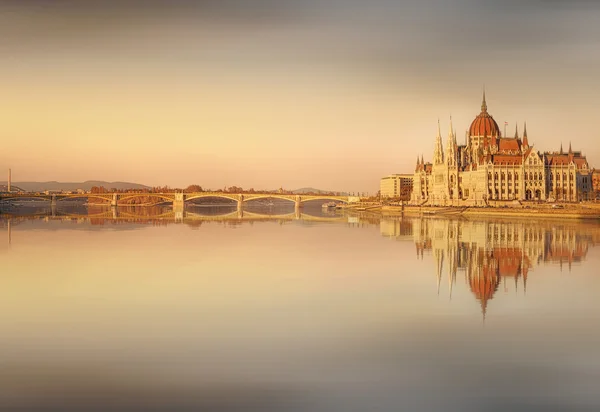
[411,93,593,205]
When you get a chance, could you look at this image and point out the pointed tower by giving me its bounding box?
[568,141,573,155]
[421,154,424,165]
[433,119,444,165]
[435,249,444,295]
[446,117,457,167]
[522,122,529,149]
[481,89,488,113]
[514,123,519,139]
[560,143,564,154]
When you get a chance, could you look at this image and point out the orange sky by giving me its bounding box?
[1,1,599,192]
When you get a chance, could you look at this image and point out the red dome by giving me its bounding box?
[469,93,500,137]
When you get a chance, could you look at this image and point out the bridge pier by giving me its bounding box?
[112,208,119,219]
[174,209,184,223]
[237,195,244,212]
[173,192,185,208]
[111,193,118,207]
[295,195,302,213]
[51,195,57,207]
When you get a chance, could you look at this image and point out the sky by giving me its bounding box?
[1,0,599,193]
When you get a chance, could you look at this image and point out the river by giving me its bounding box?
[1,206,599,411]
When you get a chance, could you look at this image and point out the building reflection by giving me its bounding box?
[381,217,598,316]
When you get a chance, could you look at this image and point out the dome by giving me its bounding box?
[469,92,501,137]
[469,264,500,317]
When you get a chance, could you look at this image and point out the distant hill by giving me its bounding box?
[292,187,347,195]
[0,181,151,192]
[0,182,346,195]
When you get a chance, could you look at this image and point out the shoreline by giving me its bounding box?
[378,205,600,220]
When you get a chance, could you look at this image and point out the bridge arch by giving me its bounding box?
[0,196,52,202]
[299,196,349,204]
[117,193,175,204]
[184,193,240,203]
[185,210,241,220]
[57,194,113,203]
[242,194,296,204]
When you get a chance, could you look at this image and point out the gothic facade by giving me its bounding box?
[411,93,593,205]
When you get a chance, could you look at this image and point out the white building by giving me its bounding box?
[411,93,593,205]
[380,174,413,199]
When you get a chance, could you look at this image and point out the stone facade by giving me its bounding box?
[411,93,593,205]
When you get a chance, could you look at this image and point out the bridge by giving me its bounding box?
[0,192,357,209]
[1,209,351,231]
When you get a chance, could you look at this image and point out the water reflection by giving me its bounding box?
[1,209,600,410]
[0,204,350,223]
[381,217,599,317]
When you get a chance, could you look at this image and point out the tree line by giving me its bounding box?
[90,185,356,196]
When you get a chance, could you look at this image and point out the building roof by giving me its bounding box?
[498,138,520,153]
[469,270,500,317]
[545,153,589,169]
[469,91,501,137]
[493,154,523,166]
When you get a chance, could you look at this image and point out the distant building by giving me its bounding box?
[411,92,593,205]
[592,169,600,198]
[380,174,413,199]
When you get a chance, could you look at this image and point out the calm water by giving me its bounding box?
[1,206,600,411]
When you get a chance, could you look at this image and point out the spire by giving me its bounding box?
[522,122,529,148]
[568,141,572,154]
[446,116,457,166]
[435,249,444,296]
[481,88,488,113]
[434,119,444,165]
[421,154,424,165]
[560,143,563,154]
[448,267,453,300]
[514,123,519,139]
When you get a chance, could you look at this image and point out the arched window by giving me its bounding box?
[494,172,498,180]
[488,173,492,180]
[501,172,505,180]
[508,173,512,181]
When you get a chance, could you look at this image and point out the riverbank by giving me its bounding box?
[379,204,600,220]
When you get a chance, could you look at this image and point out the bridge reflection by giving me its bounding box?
[0,205,354,227]
[381,217,600,317]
